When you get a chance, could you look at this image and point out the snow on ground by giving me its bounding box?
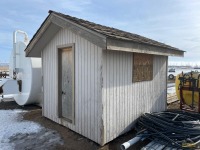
[167,83,176,94]
[167,86,176,94]
[0,109,41,150]
[0,109,64,150]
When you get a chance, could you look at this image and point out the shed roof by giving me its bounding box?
[49,10,180,51]
[25,10,184,57]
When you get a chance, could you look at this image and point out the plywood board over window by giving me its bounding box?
[133,53,153,82]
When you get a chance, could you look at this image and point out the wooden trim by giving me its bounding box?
[25,15,52,56]
[26,23,60,57]
[107,38,184,57]
[26,13,106,57]
[57,43,75,124]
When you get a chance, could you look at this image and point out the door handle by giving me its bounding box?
[62,91,66,95]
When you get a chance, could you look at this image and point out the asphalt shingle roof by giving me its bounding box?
[49,10,183,51]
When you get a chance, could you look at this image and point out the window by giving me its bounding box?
[133,53,153,82]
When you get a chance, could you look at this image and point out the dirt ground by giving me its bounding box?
[0,100,149,150]
[167,100,180,110]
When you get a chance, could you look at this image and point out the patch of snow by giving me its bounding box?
[0,109,42,150]
[167,87,176,94]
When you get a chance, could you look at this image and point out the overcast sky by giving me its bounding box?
[0,0,200,65]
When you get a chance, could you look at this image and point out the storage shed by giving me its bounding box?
[25,10,184,145]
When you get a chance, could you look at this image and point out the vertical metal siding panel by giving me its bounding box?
[85,39,88,136]
[75,34,79,133]
[43,47,46,117]
[77,36,81,133]
[81,37,85,136]
[46,43,50,118]
[53,40,56,119]
[80,37,84,135]
[109,50,112,140]
[47,37,50,118]
[94,45,98,141]
[108,52,113,138]
[89,41,92,138]
[120,52,124,134]
[44,46,48,118]
[74,34,79,132]
[48,42,51,117]
[104,50,107,143]
[129,53,133,124]
[106,50,109,143]
[46,44,50,118]
[126,53,129,128]
[93,45,97,142]
[51,34,55,122]
[52,33,57,122]
[72,31,76,129]
[97,47,102,144]
[55,32,59,122]
[55,37,59,123]
[87,41,91,138]
[43,51,45,116]
[125,52,128,129]
[120,51,123,129]
[116,51,119,136]
[50,35,54,121]
[68,30,73,129]
[85,39,88,137]
[51,40,54,121]
[102,50,107,143]
[90,43,95,140]
[90,44,94,141]
[112,50,118,137]
[123,53,126,130]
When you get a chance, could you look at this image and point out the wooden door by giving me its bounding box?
[58,46,74,123]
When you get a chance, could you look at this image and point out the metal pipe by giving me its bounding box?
[13,30,29,74]
[120,134,144,150]
[13,30,29,44]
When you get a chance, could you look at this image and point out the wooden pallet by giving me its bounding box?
[167,93,178,104]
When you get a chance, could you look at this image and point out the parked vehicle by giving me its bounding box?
[168,68,176,79]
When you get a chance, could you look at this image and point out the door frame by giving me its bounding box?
[57,43,75,124]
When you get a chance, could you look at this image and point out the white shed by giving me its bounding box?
[25,10,184,145]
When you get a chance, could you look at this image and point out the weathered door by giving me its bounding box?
[58,46,74,123]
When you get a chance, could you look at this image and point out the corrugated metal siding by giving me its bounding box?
[102,50,167,144]
[42,28,103,144]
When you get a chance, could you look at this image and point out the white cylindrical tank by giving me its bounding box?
[9,30,42,106]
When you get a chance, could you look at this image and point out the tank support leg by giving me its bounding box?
[198,92,200,113]
[180,87,183,110]
[192,90,195,109]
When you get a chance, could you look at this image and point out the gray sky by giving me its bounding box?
[0,0,200,65]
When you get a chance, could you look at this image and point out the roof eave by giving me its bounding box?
[106,38,184,57]
[25,14,59,57]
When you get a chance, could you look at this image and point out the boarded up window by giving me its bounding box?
[133,53,153,82]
